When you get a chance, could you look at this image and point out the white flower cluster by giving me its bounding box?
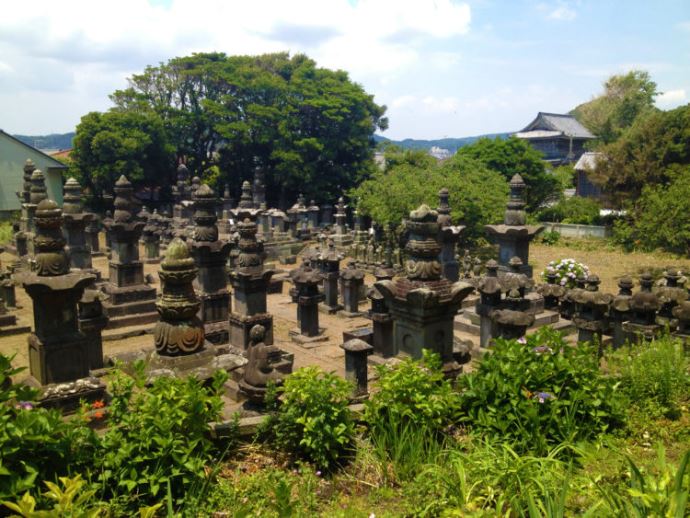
[542,258,590,287]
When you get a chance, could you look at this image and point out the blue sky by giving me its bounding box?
[0,0,688,140]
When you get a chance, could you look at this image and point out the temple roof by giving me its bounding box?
[517,112,595,139]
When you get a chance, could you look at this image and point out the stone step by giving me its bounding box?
[103,299,157,318]
[104,311,159,330]
[455,310,567,336]
[103,322,155,341]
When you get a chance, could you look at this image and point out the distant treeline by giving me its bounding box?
[13,132,75,151]
[373,132,511,153]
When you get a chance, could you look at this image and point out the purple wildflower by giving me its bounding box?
[517,337,527,344]
[16,401,33,410]
[534,392,555,404]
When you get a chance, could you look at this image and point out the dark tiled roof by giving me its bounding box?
[520,112,595,139]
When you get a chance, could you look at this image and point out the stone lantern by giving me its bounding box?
[485,174,543,277]
[228,181,274,349]
[319,240,344,313]
[375,204,474,375]
[609,276,633,348]
[340,261,365,317]
[537,271,567,311]
[476,260,503,348]
[654,269,687,331]
[19,199,97,384]
[571,275,613,345]
[101,175,157,328]
[189,184,232,344]
[436,187,464,282]
[623,273,661,342]
[289,265,326,344]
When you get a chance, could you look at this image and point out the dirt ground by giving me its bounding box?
[2,238,688,377]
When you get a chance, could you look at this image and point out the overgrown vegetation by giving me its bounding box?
[537,196,603,225]
[351,147,509,242]
[2,327,690,516]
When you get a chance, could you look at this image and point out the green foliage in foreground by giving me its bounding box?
[265,366,355,470]
[96,363,228,510]
[457,328,626,455]
[351,149,508,241]
[609,335,690,419]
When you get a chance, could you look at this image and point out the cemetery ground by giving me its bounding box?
[2,239,690,516]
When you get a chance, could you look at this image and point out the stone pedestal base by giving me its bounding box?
[101,283,158,329]
[289,328,328,347]
[319,302,343,314]
[229,313,273,349]
[338,310,363,319]
[148,344,246,381]
[204,321,229,345]
[28,333,91,385]
[32,376,107,413]
[0,319,30,337]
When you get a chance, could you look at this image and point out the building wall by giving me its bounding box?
[0,135,65,213]
[527,137,588,164]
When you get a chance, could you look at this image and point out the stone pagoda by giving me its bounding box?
[188,184,232,345]
[485,174,543,277]
[437,188,464,282]
[18,199,100,387]
[228,181,274,349]
[623,273,661,342]
[332,196,352,249]
[62,178,98,279]
[172,163,193,222]
[23,167,49,260]
[101,176,157,328]
[12,159,37,258]
[375,204,474,375]
[152,238,206,358]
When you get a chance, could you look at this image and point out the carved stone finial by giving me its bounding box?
[191,183,219,242]
[113,175,134,223]
[33,199,69,276]
[154,238,204,356]
[62,177,83,215]
[29,169,48,205]
[404,204,442,280]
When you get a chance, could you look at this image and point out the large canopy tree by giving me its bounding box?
[107,52,388,207]
[70,110,175,206]
[571,70,659,144]
[455,136,559,210]
[351,147,508,242]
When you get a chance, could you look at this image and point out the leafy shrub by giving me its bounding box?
[593,445,690,517]
[96,364,228,510]
[540,230,561,246]
[456,328,625,455]
[0,355,98,503]
[361,353,459,484]
[365,351,459,434]
[541,258,590,288]
[411,440,571,516]
[538,197,602,225]
[267,366,354,470]
[610,336,689,418]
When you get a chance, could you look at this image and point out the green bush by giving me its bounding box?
[363,352,458,483]
[365,351,459,435]
[0,355,98,503]
[610,336,689,418]
[457,328,625,455]
[540,230,561,246]
[538,197,602,225]
[96,364,228,511]
[267,366,354,470]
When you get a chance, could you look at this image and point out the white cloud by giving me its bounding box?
[422,96,460,112]
[0,0,472,133]
[677,21,690,32]
[391,95,417,108]
[538,1,577,21]
[656,89,688,109]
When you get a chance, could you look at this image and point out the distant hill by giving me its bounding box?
[373,132,511,153]
[13,130,511,155]
[13,132,75,151]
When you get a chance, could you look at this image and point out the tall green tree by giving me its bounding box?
[70,110,174,205]
[571,70,658,144]
[351,149,508,242]
[110,52,388,207]
[592,104,690,206]
[455,136,558,210]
